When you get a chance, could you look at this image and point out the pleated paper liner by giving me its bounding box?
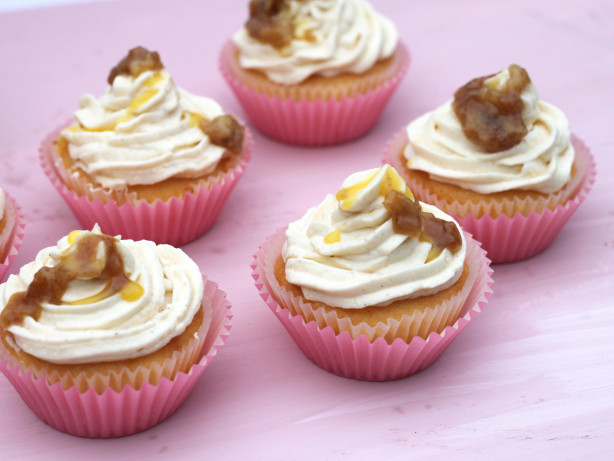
[39,125,253,246]
[0,193,25,282]
[219,40,410,146]
[0,277,232,438]
[252,228,493,381]
[383,129,597,263]
[1,306,211,395]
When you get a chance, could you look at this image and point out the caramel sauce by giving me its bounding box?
[185,111,204,128]
[336,171,377,210]
[71,72,164,134]
[324,229,341,244]
[383,190,462,255]
[379,167,415,201]
[0,232,143,329]
[129,88,158,112]
[452,64,531,153]
[143,73,164,88]
[336,167,414,212]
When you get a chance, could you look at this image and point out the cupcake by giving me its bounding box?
[41,46,252,246]
[0,188,25,282]
[220,0,409,145]
[252,165,492,381]
[0,225,232,437]
[384,64,596,263]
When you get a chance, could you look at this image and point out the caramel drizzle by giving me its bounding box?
[336,167,414,212]
[0,233,143,329]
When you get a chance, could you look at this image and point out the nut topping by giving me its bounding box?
[383,190,462,253]
[107,46,164,85]
[452,64,531,153]
[199,115,245,154]
[245,0,293,49]
[0,232,143,329]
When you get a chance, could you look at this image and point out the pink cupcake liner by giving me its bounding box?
[39,126,253,246]
[220,41,410,146]
[0,277,232,438]
[0,193,25,282]
[251,228,493,381]
[383,129,597,264]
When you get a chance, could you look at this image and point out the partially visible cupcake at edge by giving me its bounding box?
[0,187,24,282]
[384,64,595,263]
[41,46,252,246]
[253,165,492,380]
[0,226,231,437]
[220,0,410,145]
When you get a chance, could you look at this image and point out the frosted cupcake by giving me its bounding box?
[252,165,492,380]
[41,46,252,246]
[384,64,595,263]
[0,188,25,282]
[0,226,232,437]
[220,0,409,145]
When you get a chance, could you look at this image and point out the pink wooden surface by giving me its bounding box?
[0,0,613,458]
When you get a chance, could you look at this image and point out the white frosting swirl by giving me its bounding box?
[0,227,204,364]
[233,0,398,85]
[405,68,575,194]
[61,69,229,189]
[283,166,466,309]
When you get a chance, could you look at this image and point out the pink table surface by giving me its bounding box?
[1,0,613,459]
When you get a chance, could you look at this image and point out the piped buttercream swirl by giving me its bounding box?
[233,0,398,85]
[0,226,203,364]
[283,166,466,309]
[404,67,574,194]
[61,68,229,189]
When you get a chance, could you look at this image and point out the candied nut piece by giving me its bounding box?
[383,190,462,253]
[107,46,164,85]
[452,64,531,153]
[246,0,293,49]
[383,189,422,238]
[0,233,139,329]
[199,115,245,154]
[421,212,462,253]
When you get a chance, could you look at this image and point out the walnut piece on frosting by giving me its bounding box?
[107,46,164,85]
[383,190,462,253]
[199,115,245,154]
[245,0,293,49]
[452,64,531,153]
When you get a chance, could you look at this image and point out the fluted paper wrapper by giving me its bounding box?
[39,125,253,246]
[0,277,232,438]
[383,129,597,263]
[251,228,493,381]
[220,41,410,146]
[0,193,25,282]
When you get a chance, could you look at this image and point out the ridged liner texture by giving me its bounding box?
[0,193,25,282]
[0,277,232,438]
[219,40,410,146]
[39,124,253,246]
[383,129,597,263]
[252,228,493,381]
